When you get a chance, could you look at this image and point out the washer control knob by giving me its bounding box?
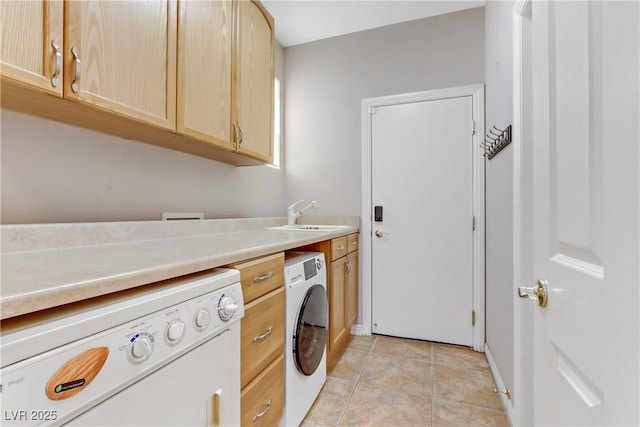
[218,296,239,321]
[166,320,185,344]
[129,333,154,363]
[194,309,211,330]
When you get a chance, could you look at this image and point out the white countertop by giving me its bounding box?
[0,217,359,320]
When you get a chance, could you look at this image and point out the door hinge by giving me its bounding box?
[472,310,476,326]
[471,120,476,135]
[370,106,377,115]
[472,215,476,231]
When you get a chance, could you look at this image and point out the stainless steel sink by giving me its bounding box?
[264,224,352,232]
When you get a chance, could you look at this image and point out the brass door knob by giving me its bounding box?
[518,279,549,307]
[374,230,389,238]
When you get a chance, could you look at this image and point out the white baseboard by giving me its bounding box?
[484,343,515,426]
[350,323,364,336]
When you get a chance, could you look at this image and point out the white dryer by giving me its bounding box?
[280,252,328,427]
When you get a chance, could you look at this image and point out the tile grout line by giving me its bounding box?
[434,396,508,413]
[335,337,377,426]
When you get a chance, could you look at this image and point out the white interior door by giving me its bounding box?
[371,96,474,346]
[527,2,639,425]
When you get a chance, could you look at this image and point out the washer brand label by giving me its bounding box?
[54,379,85,393]
[46,347,109,400]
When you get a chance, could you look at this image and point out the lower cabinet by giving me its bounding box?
[330,256,348,352]
[226,238,358,421]
[227,253,285,426]
[240,355,285,426]
[240,287,285,389]
[345,250,359,328]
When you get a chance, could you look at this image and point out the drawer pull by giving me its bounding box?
[336,245,345,251]
[253,326,273,343]
[252,399,272,423]
[253,272,273,282]
[350,241,357,245]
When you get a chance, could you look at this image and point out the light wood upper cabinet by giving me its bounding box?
[233,0,274,163]
[176,0,274,162]
[0,0,64,96]
[64,0,177,129]
[1,0,274,166]
[177,0,232,146]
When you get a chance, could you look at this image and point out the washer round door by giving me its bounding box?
[294,284,328,376]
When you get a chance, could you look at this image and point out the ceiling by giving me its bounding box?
[261,1,485,48]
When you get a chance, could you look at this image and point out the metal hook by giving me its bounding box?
[492,125,505,133]
[489,129,502,137]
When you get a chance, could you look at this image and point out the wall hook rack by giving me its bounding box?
[483,124,512,160]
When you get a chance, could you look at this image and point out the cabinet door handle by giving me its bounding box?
[238,125,243,145]
[253,271,273,282]
[253,326,273,343]
[346,258,352,276]
[208,388,222,426]
[233,123,238,149]
[51,39,62,88]
[71,46,81,93]
[252,399,272,423]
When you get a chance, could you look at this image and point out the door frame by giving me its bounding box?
[512,1,534,425]
[360,84,486,351]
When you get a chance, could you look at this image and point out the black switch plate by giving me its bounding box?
[374,205,383,222]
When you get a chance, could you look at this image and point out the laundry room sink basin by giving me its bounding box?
[264,225,352,232]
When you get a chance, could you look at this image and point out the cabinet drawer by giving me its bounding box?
[241,287,285,388]
[331,236,348,261]
[347,233,359,253]
[241,354,284,427]
[230,252,284,303]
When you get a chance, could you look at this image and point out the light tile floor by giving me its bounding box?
[302,335,509,427]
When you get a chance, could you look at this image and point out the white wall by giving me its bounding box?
[484,0,514,403]
[283,8,485,214]
[1,45,286,224]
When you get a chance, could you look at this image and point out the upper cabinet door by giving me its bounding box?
[234,0,274,163]
[0,0,64,96]
[64,1,177,130]
[177,0,233,146]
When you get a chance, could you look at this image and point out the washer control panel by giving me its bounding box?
[122,281,244,365]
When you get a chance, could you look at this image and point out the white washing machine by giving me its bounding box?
[280,252,328,427]
[0,269,244,426]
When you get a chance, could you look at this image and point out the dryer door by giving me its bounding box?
[294,284,328,376]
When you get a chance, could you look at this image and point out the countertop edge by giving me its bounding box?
[0,227,358,320]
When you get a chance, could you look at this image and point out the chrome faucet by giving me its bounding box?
[287,199,318,225]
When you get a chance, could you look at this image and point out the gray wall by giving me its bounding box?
[484,0,514,402]
[1,45,287,224]
[283,8,485,214]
